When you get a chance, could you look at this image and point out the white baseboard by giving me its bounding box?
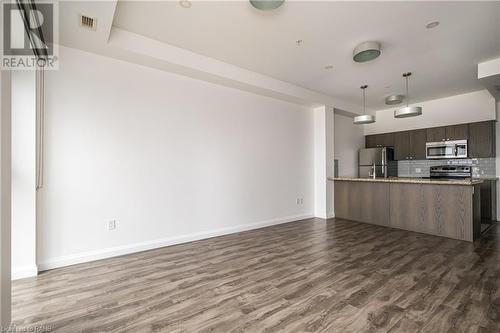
[38,213,314,271]
[12,265,38,280]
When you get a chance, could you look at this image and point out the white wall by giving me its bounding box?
[364,90,496,135]
[11,71,37,279]
[0,70,12,327]
[38,46,315,270]
[334,113,365,177]
[313,106,334,219]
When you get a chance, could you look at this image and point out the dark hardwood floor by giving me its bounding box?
[11,218,500,332]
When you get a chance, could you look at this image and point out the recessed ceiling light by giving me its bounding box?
[353,41,381,63]
[179,0,192,8]
[324,64,333,70]
[426,21,440,29]
[250,0,285,11]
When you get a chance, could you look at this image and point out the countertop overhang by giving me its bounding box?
[328,177,484,186]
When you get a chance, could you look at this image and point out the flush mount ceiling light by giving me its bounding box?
[353,41,381,63]
[250,0,285,10]
[354,85,376,125]
[426,21,440,29]
[179,0,192,8]
[394,72,422,118]
[385,94,405,105]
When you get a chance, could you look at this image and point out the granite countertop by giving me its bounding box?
[328,177,484,186]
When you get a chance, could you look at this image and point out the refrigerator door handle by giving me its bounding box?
[381,148,386,177]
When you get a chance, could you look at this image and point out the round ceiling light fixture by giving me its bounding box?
[354,85,376,125]
[394,72,422,118]
[385,94,405,105]
[353,41,381,63]
[179,0,192,8]
[426,21,440,29]
[249,0,285,11]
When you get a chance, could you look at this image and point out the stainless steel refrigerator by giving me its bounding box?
[358,147,394,178]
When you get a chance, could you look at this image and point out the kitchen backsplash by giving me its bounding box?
[396,158,497,178]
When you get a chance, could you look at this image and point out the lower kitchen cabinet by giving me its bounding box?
[334,181,389,226]
[389,183,479,241]
[479,180,497,222]
[334,180,481,242]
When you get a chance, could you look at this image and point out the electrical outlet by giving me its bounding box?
[107,220,116,230]
[296,198,300,205]
[415,168,421,173]
[300,198,303,205]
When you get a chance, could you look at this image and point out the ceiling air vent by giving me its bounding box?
[80,15,96,31]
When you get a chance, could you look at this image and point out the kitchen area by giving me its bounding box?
[331,119,497,242]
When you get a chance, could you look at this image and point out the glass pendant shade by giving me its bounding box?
[250,0,285,10]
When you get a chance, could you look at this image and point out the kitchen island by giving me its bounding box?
[329,177,483,242]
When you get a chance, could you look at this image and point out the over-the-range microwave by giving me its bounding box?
[425,140,467,159]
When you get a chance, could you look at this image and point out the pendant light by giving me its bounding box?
[394,72,422,118]
[385,94,405,105]
[354,85,376,124]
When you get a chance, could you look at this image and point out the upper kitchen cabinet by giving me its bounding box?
[365,135,377,148]
[365,133,394,148]
[394,129,426,160]
[410,129,427,160]
[446,124,469,141]
[426,126,446,142]
[426,124,468,142]
[469,121,496,158]
[394,131,411,160]
[376,133,394,147]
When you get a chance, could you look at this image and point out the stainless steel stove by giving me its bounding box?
[429,165,472,179]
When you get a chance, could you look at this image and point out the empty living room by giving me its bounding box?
[1,1,500,332]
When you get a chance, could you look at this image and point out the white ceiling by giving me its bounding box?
[112,1,500,110]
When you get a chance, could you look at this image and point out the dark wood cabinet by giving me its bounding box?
[334,181,389,226]
[446,124,469,141]
[335,180,479,242]
[377,133,394,147]
[393,129,426,160]
[365,133,394,148]
[366,120,496,159]
[469,121,496,158]
[394,131,411,160]
[426,124,468,142]
[479,180,497,221]
[365,135,377,148]
[426,127,446,142]
[410,129,427,160]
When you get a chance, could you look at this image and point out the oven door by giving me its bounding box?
[426,143,454,159]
